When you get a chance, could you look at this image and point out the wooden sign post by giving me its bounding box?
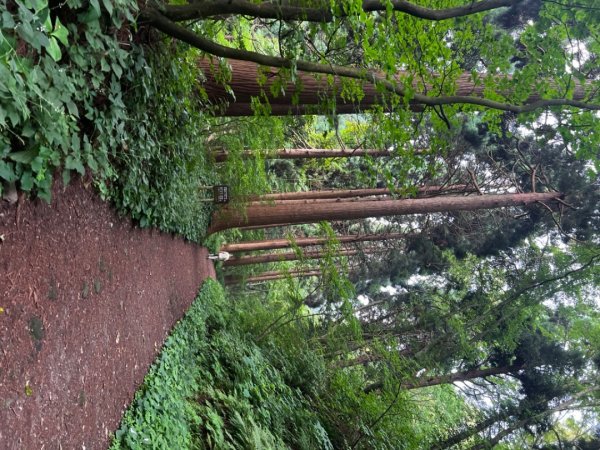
[199,185,230,203]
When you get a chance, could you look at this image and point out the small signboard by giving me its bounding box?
[199,185,230,203]
[213,185,230,204]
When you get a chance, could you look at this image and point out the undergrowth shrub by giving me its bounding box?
[109,280,219,449]
[1,0,295,241]
[1,0,215,240]
[0,0,136,201]
[107,37,216,241]
[111,280,332,450]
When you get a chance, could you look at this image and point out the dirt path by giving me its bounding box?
[0,178,216,449]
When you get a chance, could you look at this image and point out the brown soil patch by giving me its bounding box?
[0,178,216,449]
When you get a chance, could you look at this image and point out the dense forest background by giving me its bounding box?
[1,0,599,448]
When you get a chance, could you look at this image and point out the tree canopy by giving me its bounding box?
[144,0,599,164]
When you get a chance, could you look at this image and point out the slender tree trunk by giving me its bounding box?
[223,247,381,266]
[213,148,392,162]
[466,389,595,450]
[208,191,562,234]
[429,413,509,450]
[251,185,472,202]
[162,0,521,23]
[221,232,408,253]
[224,269,321,285]
[364,364,523,394]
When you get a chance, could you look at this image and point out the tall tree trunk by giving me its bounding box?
[236,223,295,231]
[223,247,384,267]
[224,269,321,285]
[207,192,562,234]
[221,232,408,253]
[251,185,471,202]
[198,59,589,116]
[199,58,391,116]
[364,364,523,394]
[213,148,392,162]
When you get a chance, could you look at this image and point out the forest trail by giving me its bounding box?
[0,177,216,449]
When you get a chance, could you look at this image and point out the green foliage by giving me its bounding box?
[110,280,217,449]
[107,39,216,241]
[0,0,135,200]
[1,0,217,240]
[111,280,332,450]
[207,115,285,208]
[194,330,331,450]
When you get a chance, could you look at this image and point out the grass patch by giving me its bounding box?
[47,277,58,301]
[93,279,102,295]
[110,280,331,450]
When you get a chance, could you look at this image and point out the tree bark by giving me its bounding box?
[142,6,598,116]
[198,58,406,115]
[220,232,408,253]
[364,364,523,394]
[207,191,562,234]
[224,269,321,285]
[163,0,520,23]
[223,248,386,267]
[251,185,471,202]
[223,247,384,267]
[213,147,393,162]
[197,59,593,116]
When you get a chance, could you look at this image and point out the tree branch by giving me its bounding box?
[142,9,600,114]
[162,0,522,23]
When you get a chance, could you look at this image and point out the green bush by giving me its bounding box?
[0,0,137,201]
[111,280,333,450]
[1,0,215,240]
[110,280,218,449]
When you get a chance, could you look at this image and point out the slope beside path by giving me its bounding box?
[0,178,216,449]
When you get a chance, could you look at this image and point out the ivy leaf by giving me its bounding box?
[2,11,15,28]
[25,0,47,13]
[111,62,123,78]
[36,175,52,203]
[86,154,98,172]
[0,161,16,182]
[43,8,53,33]
[9,148,38,164]
[101,0,114,17]
[20,170,34,191]
[65,100,79,117]
[21,121,36,138]
[65,155,85,175]
[62,168,71,186]
[79,5,101,23]
[16,21,37,50]
[51,18,69,46]
[89,0,101,16]
[46,37,62,62]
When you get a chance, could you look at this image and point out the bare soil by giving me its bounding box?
[0,177,215,449]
